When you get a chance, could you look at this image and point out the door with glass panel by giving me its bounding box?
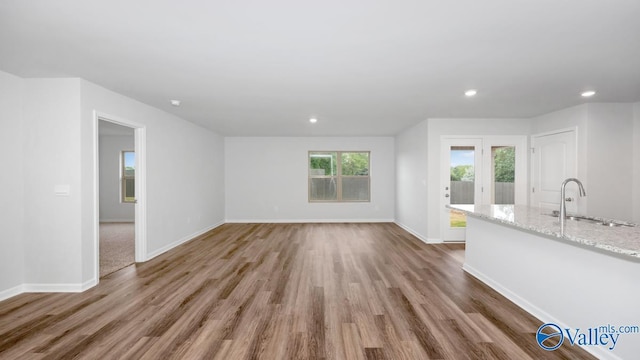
[441,136,527,241]
[441,138,483,241]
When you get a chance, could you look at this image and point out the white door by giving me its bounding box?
[441,138,483,241]
[531,129,577,213]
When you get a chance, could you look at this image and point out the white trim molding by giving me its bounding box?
[225,218,395,224]
[393,221,435,244]
[0,284,24,302]
[22,278,97,293]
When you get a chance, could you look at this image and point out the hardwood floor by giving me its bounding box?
[0,223,595,359]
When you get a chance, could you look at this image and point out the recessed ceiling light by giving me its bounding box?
[309,117,318,124]
[170,99,181,107]
[581,91,596,97]
[465,89,477,97]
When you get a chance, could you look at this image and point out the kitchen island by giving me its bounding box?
[449,204,640,360]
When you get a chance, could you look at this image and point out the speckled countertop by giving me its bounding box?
[447,204,640,260]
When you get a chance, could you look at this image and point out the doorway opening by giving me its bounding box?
[94,113,147,281]
[98,121,135,277]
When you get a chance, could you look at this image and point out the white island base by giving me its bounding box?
[463,215,640,360]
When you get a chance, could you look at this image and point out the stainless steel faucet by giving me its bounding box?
[559,178,586,235]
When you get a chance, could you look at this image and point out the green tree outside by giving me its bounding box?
[341,152,369,175]
[494,147,515,182]
[450,147,514,182]
[450,165,473,181]
[310,152,369,176]
[310,153,336,175]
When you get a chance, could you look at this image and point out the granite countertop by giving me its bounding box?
[447,204,640,260]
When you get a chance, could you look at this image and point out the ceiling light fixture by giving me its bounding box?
[465,89,477,97]
[581,91,596,97]
[309,117,318,124]
[170,99,181,107]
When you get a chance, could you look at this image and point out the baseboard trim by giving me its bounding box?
[1,278,99,301]
[463,263,552,322]
[225,218,395,224]
[99,219,135,223]
[0,284,24,302]
[393,222,443,244]
[23,282,88,293]
[145,221,225,261]
[393,221,428,243]
[81,278,98,292]
[462,263,616,360]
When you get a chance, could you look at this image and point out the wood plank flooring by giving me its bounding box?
[0,223,595,359]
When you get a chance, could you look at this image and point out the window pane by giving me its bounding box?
[449,146,475,227]
[124,151,135,176]
[124,178,135,201]
[122,151,135,203]
[450,210,466,228]
[342,177,370,201]
[450,147,474,205]
[341,152,369,176]
[310,178,337,201]
[493,146,515,204]
[309,152,337,176]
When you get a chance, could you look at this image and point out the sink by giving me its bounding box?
[568,216,599,223]
[601,221,633,227]
[548,211,636,227]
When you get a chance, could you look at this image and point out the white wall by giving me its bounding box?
[0,75,226,294]
[0,70,25,298]
[633,102,640,223]
[585,103,634,221]
[98,133,135,222]
[80,80,226,283]
[22,78,84,287]
[394,121,429,242]
[425,118,531,241]
[225,137,395,222]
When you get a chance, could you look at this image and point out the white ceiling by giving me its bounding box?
[1,0,639,136]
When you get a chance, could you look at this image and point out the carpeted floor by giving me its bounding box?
[100,222,135,277]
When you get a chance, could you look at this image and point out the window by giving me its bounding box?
[309,151,370,202]
[121,151,135,203]
[491,146,515,205]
